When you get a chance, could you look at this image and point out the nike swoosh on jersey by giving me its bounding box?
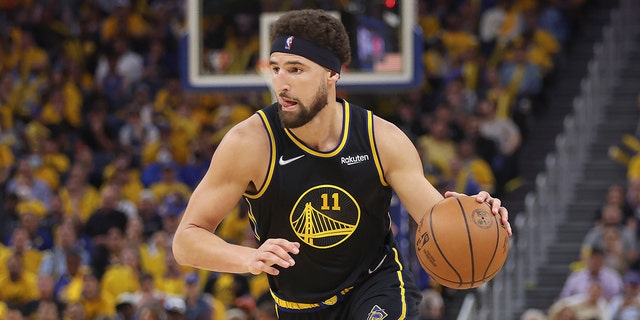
[368,254,387,274]
[278,154,305,165]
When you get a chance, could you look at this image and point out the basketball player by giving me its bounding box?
[173,9,512,320]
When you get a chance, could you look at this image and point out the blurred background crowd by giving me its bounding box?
[0,0,593,319]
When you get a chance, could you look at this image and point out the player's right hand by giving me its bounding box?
[248,238,300,275]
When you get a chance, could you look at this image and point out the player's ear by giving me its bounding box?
[328,70,340,83]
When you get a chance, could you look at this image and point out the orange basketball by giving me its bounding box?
[415,195,509,289]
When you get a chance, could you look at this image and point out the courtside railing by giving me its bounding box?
[461,1,640,319]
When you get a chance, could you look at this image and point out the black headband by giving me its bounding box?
[270,35,342,74]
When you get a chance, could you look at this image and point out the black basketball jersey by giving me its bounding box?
[243,99,394,303]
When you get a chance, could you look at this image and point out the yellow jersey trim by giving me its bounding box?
[283,100,350,157]
[367,110,388,186]
[391,247,408,319]
[244,110,276,199]
[244,198,260,242]
[270,286,354,311]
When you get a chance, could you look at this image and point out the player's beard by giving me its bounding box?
[277,81,328,129]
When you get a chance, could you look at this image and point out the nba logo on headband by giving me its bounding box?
[285,36,294,50]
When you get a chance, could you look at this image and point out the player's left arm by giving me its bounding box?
[374,116,512,236]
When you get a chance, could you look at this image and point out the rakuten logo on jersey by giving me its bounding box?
[341,154,370,165]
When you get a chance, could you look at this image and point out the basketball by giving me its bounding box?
[415,195,509,289]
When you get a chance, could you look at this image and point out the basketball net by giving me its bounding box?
[256,59,277,103]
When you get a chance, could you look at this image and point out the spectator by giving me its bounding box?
[608,271,640,319]
[15,202,53,251]
[133,272,165,309]
[138,190,164,239]
[140,230,169,283]
[22,274,63,319]
[6,158,53,210]
[84,185,129,279]
[181,125,216,189]
[58,164,101,223]
[149,163,192,202]
[118,105,160,165]
[83,184,128,247]
[79,98,119,182]
[99,0,149,44]
[476,98,522,194]
[39,221,89,280]
[98,53,128,107]
[95,35,144,92]
[417,117,458,180]
[451,138,496,194]
[581,204,637,268]
[557,281,610,320]
[5,227,43,275]
[33,299,61,320]
[141,119,190,168]
[594,183,635,225]
[183,272,213,320]
[39,68,83,129]
[75,270,116,319]
[601,225,633,274]
[158,192,188,238]
[63,301,87,320]
[478,66,514,120]
[101,245,141,300]
[442,74,478,115]
[125,215,145,248]
[560,245,623,301]
[478,0,523,58]
[157,247,187,297]
[102,151,144,209]
[115,292,138,320]
[52,245,85,303]
[499,41,543,100]
[537,0,570,45]
[0,252,40,308]
[440,10,479,62]
[138,302,167,320]
[0,192,20,246]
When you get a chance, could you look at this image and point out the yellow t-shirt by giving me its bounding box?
[223,36,260,74]
[417,135,457,179]
[101,265,140,299]
[156,276,185,296]
[140,244,166,280]
[0,271,40,305]
[81,293,116,319]
[455,159,496,194]
[216,205,249,245]
[101,14,148,42]
[0,245,10,278]
[418,15,441,41]
[43,153,71,175]
[59,185,102,223]
[58,273,84,303]
[39,83,83,128]
[440,30,478,61]
[150,182,192,203]
[627,155,640,180]
[211,297,227,320]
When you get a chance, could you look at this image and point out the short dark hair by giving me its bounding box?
[270,9,351,66]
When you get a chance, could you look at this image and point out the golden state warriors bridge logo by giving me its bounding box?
[290,185,360,249]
